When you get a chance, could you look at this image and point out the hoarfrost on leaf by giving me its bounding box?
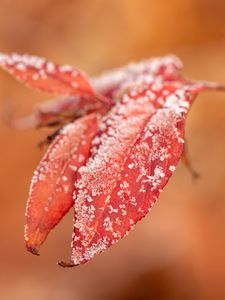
[1,52,225,266]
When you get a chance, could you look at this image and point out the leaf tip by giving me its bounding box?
[57,260,76,268]
[26,245,40,256]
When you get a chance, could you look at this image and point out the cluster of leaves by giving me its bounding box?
[0,53,224,267]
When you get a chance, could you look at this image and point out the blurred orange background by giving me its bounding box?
[1,1,225,299]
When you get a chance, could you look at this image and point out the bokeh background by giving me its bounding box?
[1,0,225,299]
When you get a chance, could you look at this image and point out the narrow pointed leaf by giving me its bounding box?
[25,113,99,254]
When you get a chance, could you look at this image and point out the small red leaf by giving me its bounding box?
[0,53,95,97]
[25,113,99,254]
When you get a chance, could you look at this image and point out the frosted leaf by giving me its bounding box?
[71,82,195,265]
[25,113,99,254]
[91,55,182,98]
[0,52,95,97]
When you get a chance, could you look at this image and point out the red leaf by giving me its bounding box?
[0,53,95,97]
[25,113,99,254]
[13,95,108,129]
[70,82,194,265]
[92,55,183,98]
